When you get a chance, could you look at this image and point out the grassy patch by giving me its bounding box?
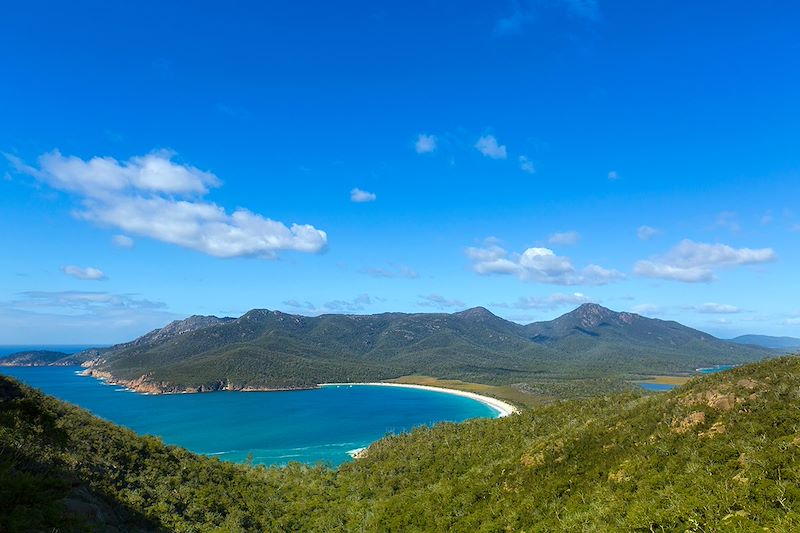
[633,375,694,386]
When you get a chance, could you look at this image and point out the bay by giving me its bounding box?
[1,365,498,467]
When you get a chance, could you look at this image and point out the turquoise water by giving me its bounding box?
[0,366,498,467]
[639,364,738,392]
[639,383,675,391]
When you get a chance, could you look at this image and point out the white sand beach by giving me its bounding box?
[319,382,519,418]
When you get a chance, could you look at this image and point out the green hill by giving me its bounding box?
[3,355,800,531]
[0,350,69,367]
[731,334,800,351]
[73,304,772,396]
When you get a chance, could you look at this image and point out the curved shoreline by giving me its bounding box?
[319,382,519,418]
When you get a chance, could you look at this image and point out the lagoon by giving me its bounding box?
[1,365,499,466]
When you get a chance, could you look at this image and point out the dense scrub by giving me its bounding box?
[2,356,800,531]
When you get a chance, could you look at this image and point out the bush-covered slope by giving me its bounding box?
[0,350,68,366]
[3,356,800,531]
[77,304,772,393]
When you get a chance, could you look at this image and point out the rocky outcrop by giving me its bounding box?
[79,369,314,395]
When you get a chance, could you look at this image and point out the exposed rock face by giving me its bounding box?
[80,369,313,395]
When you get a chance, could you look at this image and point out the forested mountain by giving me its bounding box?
[0,350,69,367]
[3,355,800,531]
[62,303,773,394]
[731,334,800,350]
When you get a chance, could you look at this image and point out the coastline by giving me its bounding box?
[75,369,520,417]
[319,382,519,418]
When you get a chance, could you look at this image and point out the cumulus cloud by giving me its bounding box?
[548,231,580,246]
[519,155,535,173]
[691,303,743,314]
[282,294,378,314]
[361,265,418,279]
[495,292,592,310]
[61,265,106,281]
[637,225,660,241]
[465,241,623,285]
[7,150,327,259]
[415,134,437,154]
[418,294,465,309]
[112,234,134,248]
[634,239,776,283]
[350,187,377,203]
[474,135,507,159]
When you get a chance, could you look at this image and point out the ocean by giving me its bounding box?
[0,365,498,467]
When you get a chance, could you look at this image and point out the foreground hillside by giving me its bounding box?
[56,304,771,396]
[2,356,800,531]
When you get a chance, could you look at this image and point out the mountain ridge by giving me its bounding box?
[731,334,800,350]
[33,303,772,396]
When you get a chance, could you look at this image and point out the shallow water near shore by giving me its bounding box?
[1,365,498,466]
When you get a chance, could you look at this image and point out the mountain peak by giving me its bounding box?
[560,303,624,329]
[455,306,497,320]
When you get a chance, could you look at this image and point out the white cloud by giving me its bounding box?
[362,265,418,279]
[496,292,592,310]
[0,291,177,344]
[632,304,661,315]
[415,134,437,154]
[466,242,623,285]
[715,211,740,232]
[474,135,507,160]
[519,155,535,173]
[548,231,580,246]
[418,294,465,309]
[61,265,106,281]
[692,303,743,314]
[18,290,162,310]
[637,225,660,241]
[634,239,776,283]
[9,150,327,259]
[608,170,619,180]
[283,294,377,314]
[350,187,377,203]
[112,234,134,248]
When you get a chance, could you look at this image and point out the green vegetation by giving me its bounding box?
[71,304,771,396]
[0,350,68,366]
[3,355,800,531]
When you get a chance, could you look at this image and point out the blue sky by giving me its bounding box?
[2,0,799,343]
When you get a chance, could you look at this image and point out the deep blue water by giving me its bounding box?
[0,365,498,467]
